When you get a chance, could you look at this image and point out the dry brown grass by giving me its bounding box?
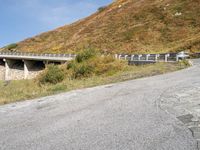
[1,0,199,54]
[0,62,188,105]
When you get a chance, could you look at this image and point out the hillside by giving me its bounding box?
[3,0,200,54]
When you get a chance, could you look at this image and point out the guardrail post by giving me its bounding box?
[125,55,128,60]
[131,55,134,61]
[165,54,170,62]
[146,54,150,61]
[176,54,179,61]
[138,55,142,61]
[155,54,160,62]
[118,55,122,60]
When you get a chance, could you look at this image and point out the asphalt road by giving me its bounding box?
[1,60,200,150]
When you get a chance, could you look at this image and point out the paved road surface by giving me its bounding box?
[1,60,200,150]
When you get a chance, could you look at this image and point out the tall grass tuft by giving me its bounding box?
[38,64,65,84]
[67,48,126,79]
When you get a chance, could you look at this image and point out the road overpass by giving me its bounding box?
[0,52,76,80]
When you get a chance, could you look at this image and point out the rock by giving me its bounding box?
[175,12,182,16]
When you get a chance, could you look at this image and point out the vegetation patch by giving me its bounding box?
[0,48,190,105]
[38,65,65,84]
[5,43,18,51]
[98,6,107,12]
[67,48,126,79]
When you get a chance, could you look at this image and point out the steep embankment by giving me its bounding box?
[3,0,200,53]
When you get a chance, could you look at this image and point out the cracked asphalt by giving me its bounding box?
[1,60,200,150]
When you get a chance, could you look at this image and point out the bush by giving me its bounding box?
[179,59,191,67]
[67,49,97,78]
[39,65,65,84]
[73,63,95,79]
[98,6,106,12]
[67,49,125,79]
[67,60,76,70]
[93,57,125,76]
[76,48,97,63]
[6,43,18,50]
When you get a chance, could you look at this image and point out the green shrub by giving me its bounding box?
[68,48,97,78]
[6,43,18,50]
[67,60,76,70]
[73,63,94,79]
[67,50,125,78]
[179,59,191,67]
[76,48,97,63]
[39,65,65,84]
[98,6,106,12]
[93,57,125,76]
[123,30,134,41]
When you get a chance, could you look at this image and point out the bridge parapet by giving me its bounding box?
[0,52,76,61]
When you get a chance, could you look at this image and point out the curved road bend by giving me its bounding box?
[1,60,200,150]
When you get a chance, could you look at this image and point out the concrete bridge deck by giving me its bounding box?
[0,52,76,62]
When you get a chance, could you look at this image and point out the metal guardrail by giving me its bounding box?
[190,53,200,58]
[115,52,189,62]
[0,52,77,58]
[0,51,190,62]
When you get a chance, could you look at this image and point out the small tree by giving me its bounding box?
[39,64,65,84]
[6,43,18,50]
[75,48,97,63]
[98,6,106,12]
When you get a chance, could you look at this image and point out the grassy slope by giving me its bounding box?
[0,62,188,105]
[4,0,200,54]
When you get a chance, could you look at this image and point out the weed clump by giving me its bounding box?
[179,59,191,67]
[37,48,126,84]
[67,48,125,79]
[98,6,107,12]
[39,64,65,84]
[6,43,18,50]
[75,48,97,63]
